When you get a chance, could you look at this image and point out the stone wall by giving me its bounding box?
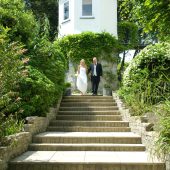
[113,92,169,170]
[0,96,62,170]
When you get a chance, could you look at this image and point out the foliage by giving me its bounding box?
[0,113,24,146]
[119,42,170,115]
[25,0,59,40]
[65,82,72,88]
[123,42,170,91]
[0,26,25,116]
[0,0,67,141]
[103,71,117,89]
[118,42,170,153]
[155,100,170,155]
[29,36,66,86]
[0,26,25,145]
[118,0,170,40]
[57,32,121,66]
[118,21,139,49]
[19,66,56,118]
[0,0,39,45]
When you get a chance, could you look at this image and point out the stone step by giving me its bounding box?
[33,132,142,144]
[58,110,121,115]
[63,96,113,99]
[9,151,165,170]
[50,120,129,127]
[60,102,117,107]
[56,115,122,121]
[62,99,114,102]
[59,106,119,111]
[47,126,131,132]
[29,143,145,151]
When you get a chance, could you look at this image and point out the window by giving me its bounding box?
[64,1,69,20]
[82,0,92,16]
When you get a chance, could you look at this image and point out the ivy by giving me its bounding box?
[57,32,122,66]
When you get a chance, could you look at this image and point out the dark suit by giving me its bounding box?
[88,63,103,95]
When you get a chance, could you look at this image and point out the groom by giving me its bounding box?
[88,57,103,95]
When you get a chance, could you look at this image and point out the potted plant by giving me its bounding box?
[102,72,116,96]
[103,84,112,96]
[64,82,72,96]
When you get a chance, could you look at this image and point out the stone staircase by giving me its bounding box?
[9,96,165,170]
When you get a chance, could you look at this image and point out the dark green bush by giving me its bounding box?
[0,25,24,116]
[0,0,38,44]
[19,66,56,118]
[0,0,67,142]
[29,37,66,88]
[120,42,170,106]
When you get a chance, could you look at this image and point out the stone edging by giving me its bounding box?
[112,92,169,170]
[0,96,62,170]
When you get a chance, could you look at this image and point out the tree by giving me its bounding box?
[25,0,59,40]
[118,0,170,41]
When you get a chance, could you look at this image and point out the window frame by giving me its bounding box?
[63,0,70,21]
[81,0,94,18]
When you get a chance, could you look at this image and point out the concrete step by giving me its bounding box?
[33,132,142,144]
[29,143,146,151]
[50,120,129,127]
[62,99,114,102]
[63,96,113,99]
[58,110,121,115]
[9,151,165,170]
[47,126,131,132]
[59,106,119,111]
[56,115,122,121]
[60,102,117,107]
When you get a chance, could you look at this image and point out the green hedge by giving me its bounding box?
[57,32,121,65]
[119,42,170,114]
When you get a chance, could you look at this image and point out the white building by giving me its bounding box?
[58,0,117,37]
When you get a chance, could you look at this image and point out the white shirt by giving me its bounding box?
[94,64,97,76]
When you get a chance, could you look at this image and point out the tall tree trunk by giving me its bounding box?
[119,51,126,82]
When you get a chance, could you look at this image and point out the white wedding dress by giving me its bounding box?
[76,66,87,94]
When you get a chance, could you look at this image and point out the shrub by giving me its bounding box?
[122,42,170,105]
[118,42,170,154]
[0,26,25,145]
[19,66,56,118]
[0,0,67,142]
[29,37,66,88]
[0,113,24,146]
[0,25,25,116]
[0,0,38,44]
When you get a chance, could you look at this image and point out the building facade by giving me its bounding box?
[58,0,117,37]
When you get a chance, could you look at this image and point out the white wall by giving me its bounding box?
[100,0,117,37]
[58,0,75,37]
[58,0,117,37]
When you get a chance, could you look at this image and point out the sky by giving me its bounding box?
[119,50,135,63]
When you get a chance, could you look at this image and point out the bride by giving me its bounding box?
[76,59,87,95]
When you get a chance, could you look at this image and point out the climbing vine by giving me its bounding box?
[57,32,122,66]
